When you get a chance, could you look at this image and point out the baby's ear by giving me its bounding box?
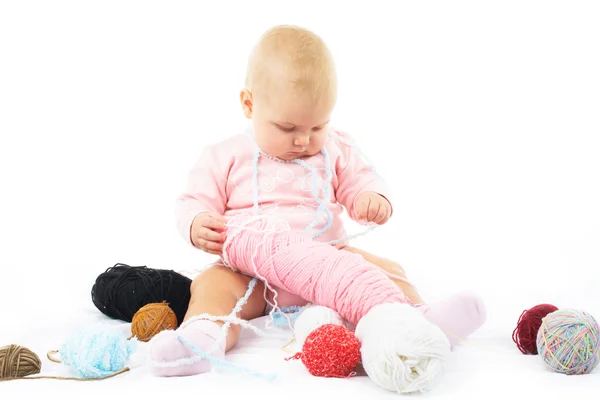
[240,89,253,118]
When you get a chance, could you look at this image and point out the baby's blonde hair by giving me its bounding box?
[245,25,337,106]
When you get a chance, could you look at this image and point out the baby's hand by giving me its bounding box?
[354,192,392,225]
[190,211,227,255]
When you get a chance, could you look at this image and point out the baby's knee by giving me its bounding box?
[376,259,407,279]
[190,264,246,295]
[388,261,406,275]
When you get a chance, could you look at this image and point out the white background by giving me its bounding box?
[1,1,599,398]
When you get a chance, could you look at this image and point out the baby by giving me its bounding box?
[150,25,486,376]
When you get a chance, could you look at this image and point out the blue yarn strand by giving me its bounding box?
[272,305,305,326]
[178,335,277,382]
[252,149,260,216]
[211,277,258,351]
[293,148,334,238]
[355,145,377,175]
[320,147,334,233]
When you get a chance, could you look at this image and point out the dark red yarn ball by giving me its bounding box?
[512,303,559,354]
[288,324,362,378]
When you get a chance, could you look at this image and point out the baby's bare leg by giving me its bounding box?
[343,246,424,305]
[150,264,266,376]
[184,264,267,351]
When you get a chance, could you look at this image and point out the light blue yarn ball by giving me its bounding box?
[59,324,137,378]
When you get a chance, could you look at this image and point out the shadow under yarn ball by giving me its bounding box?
[91,263,192,325]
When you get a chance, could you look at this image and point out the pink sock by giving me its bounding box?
[417,292,487,347]
[149,319,225,376]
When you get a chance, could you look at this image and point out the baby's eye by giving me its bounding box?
[278,125,295,133]
[312,126,324,132]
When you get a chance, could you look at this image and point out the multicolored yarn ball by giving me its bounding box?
[91,263,192,325]
[512,303,559,354]
[131,302,178,342]
[58,324,138,379]
[287,324,361,378]
[0,345,41,379]
[536,309,600,375]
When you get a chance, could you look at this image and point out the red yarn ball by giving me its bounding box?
[288,324,362,378]
[512,303,559,354]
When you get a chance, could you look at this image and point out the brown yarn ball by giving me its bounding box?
[0,345,42,379]
[131,302,178,342]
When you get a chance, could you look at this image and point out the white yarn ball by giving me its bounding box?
[293,305,345,346]
[355,303,451,394]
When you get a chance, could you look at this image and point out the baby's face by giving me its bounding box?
[244,90,333,161]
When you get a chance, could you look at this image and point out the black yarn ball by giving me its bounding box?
[91,263,193,325]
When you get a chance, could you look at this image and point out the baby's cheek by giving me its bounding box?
[258,134,284,154]
[311,135,327,152]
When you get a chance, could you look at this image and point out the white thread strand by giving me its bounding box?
[208,277,258,353]
[181,314,286,340]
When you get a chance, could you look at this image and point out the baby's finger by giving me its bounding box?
[367,201,379,221]
[384,203,392,222]
[203,217,226,231]
[208,213,226,223]
[373,205,387,224]
[198,238,223,253]
[355,201,367,222]
[207,248,224,256]
[199,227,225,242]
[360,197,373,221]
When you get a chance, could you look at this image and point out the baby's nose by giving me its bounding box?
[294,135,310,147]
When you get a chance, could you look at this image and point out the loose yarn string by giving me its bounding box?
[177,336,277,381]
[208,276,258,353]
[0,366,129,382]
[273,306,305,326]
[324,224,378,246]
[246,125,379,245]
[250,224,295,330]
[222,214,293,329]
[333,133,379,176]
[168,221,286,377]
[181,314,286,340]
[160,284,288,380]
[164,278,268,378]
[252,148,261,216]
[292,149,334,238]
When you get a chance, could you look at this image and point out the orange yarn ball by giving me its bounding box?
[131,302,178,342]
